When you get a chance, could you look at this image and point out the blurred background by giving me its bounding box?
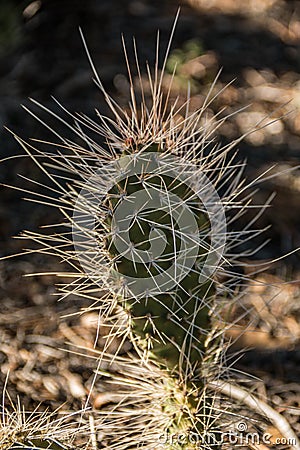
[0,0,299,441]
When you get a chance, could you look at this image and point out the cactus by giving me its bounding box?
[103,142,214,365]
[17,56,233,447]
[90,137,222,445]
[9,46,260,448]
[0,393,80,450]
[8,15,300,450]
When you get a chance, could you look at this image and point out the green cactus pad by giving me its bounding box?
[103,143,215,370]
